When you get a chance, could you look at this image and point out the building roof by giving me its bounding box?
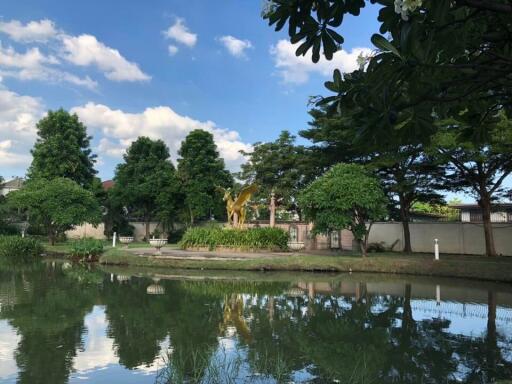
[1,177,24,189]
[102,180,115,190]
[450,203,512,209]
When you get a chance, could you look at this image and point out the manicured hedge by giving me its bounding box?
[179,226,289,251]
[70,238,104,262]
[0,236,43,264]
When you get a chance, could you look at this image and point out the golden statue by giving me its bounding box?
[219,184,258,228]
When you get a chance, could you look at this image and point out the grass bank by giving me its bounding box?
[99,248,512,283]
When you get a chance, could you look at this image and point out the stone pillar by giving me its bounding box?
[233,212,239,227]
[269,192,276,228]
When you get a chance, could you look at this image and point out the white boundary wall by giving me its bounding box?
[368,222,512,256]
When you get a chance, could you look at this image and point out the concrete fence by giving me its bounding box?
[368,222,512,256]
[66,220,512,256]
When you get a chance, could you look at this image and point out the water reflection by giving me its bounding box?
[0,264,511,383]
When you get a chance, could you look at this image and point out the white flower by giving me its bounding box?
[394,0,422,20]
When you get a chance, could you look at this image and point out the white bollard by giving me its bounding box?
[434,238,439,261]
[113,232,117,248]
[436,285,441,306]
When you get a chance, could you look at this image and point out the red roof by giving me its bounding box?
[102,180,114,190]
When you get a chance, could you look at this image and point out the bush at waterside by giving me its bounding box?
[70,238,104,262]
[0,236,43,264]
[179,226,289,251]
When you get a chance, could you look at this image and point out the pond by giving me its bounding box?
[0,263,511,383]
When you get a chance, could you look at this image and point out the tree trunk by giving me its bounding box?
[399,198,412,253]
[480,197,497,256]
[359,239,367,257]
[189,206,194,225]
[145,218,150,240]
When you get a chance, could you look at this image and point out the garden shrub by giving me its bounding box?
[0,222,19,235]
[0,236,43,264]
[70,238,104,262]
[179,226,289,251]
[168,227,186,243]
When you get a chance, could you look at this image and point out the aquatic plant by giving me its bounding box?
[0,235,43,264]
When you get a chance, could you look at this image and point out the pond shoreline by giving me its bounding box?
[99,248,512,283]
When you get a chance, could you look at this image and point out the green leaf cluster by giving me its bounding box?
[69,238,104,261]
[7,178,102,244]
[298,163,387,255]
[0,236,43,264]
[28,109,97,188]
[177,130,233,224]
[179,226,289,251]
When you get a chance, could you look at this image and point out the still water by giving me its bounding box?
[0,263,511,384]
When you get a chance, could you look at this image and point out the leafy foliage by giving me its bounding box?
[112,137,180,239]
[7,178,102,245]
[179,226,289,251]
[28,109,97,188]
[0,236,43,264]
[299,163,387,256]
[264,0,512,133]
[304,106,447,252]
[429,112,512,256]
[70,238,104,262]
[239,131,318,219]
[178,130,233,224]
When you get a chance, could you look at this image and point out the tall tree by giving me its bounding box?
[177,130,233,224]
[303,106,446,253]
[112,137,179,240]
[430,111,512,256]
[239,131,317,220]
[28,109,97,188]
[298,163,387,256]
[7,178,102,244]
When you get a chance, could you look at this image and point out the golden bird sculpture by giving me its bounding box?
[218,184,258,228]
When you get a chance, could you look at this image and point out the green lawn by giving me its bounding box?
[99,248,512,283]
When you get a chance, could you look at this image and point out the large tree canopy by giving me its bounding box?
[7,178,101,244]
[430,111,512,256]
[177,129,233,224]
[298,163,387,256]
[28,109,97,188]
[239,131,317,219]
[112,137,179,240]
[264,0,512,130]
[303,107,446,252]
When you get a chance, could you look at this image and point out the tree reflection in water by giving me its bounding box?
[0,265,511,384]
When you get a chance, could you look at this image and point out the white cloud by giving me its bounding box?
[270,39,372,84]
[60,34,150,82]
[168,45,179,56]
[71,102,251,170]
[0,19,57,42]
[163,18,197,47]
[218,35,253,59]
[0,43,98,89]
[0,88,44,171]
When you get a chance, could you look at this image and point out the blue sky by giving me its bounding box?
[2,0,500,202]
[0,0,380,180]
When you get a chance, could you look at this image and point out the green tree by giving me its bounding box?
[7,178,101,244]
[298,163,387,256]
[264,0,512,134]
[177,130,233,224]
[430,112,512,256]
[239,131,317,220]
[303,106,446,252]
[112,137,179,240]
[28,109,97,188]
